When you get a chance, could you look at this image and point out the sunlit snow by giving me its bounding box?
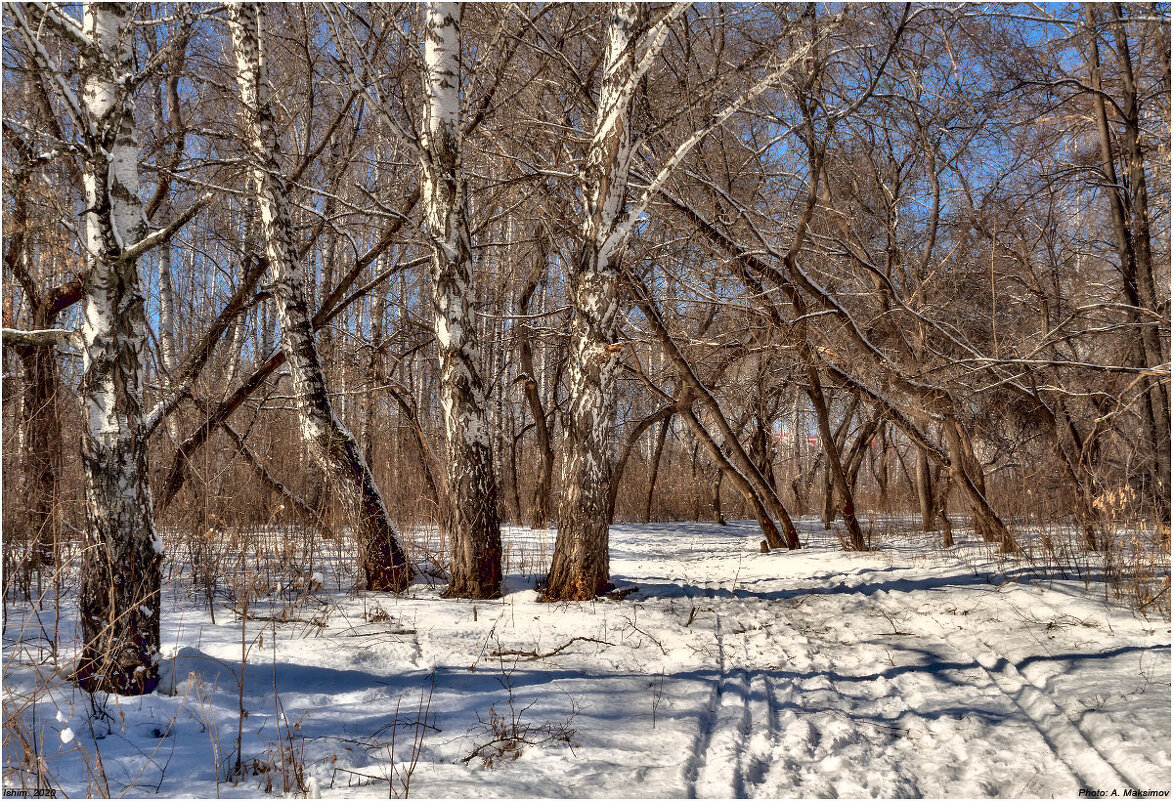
[3,520,1168,798]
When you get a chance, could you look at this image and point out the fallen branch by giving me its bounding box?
[489,636,613,660]
[221,605,326,627]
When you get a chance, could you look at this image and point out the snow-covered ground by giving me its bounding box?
[4,519,1170,798]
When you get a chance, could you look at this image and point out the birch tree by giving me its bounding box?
[227,1,410,591]
[4,1,215,692]
[73,2,160,694]
[420,1,503,599]
[545,3,827,597]
[544,2,647,601]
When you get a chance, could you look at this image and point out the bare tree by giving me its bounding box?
[420,1,503,598]
[1083,3,1169,519]
[2,2,1167,639]
[227,1,410,591]
[517,232,556,529]
[3,135,79,569]
[545,2,649,600]
[71,1,160,694]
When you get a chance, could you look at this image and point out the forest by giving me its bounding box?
[2,2,1170,798]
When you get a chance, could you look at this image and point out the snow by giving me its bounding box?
[3,520,1169,798]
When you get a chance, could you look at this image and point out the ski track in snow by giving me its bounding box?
[654,525,1167,799]
[866,583,1132,791]
[3,519,1169,798]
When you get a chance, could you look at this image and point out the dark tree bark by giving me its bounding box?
[821,463,835,529]
[844,412,880,494]
[642,416,670,523]
[608,405,673,523]
[709,471,726,525]
[518,234,555,529]
[748,400,777,494]
[805,366,865,549]
[1085,4,1170,521]
[943,418,1011,549]
[916,447,936,532]
[937,473,954,548]
[873,426,891,513]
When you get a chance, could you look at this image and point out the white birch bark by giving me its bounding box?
[545,2,643,600]
[420,2,502,598]
[158,246,177,372]
[75,1,162,695]
[227,1,409,590]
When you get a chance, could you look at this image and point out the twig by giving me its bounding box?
[220,605,326,628]
[489,636,613,660]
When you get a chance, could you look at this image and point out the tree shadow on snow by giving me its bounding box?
[624,565,1135,605]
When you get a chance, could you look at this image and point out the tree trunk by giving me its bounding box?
[420,2,502,599]
[844,413,880,493]
[821,464,835,529]
[749,406,776,494]
[158,245,178,373]
[643,416,670,523]
[607,405,673,523]
[944,418,1014,552]
[364,267,386,462]
[75,1,162,696]
[937,473,954,548]
[805,366,865,549]
[518,234,554,529]
[916,446,936,532]
[1050,399,1101,550]
[154,243,187,447]
[228,1,408,591]
[508,426,524,524]
[546,239,624,597]
[789,394,806,515]
[710,470,726,525]
[1085,4,1170,520]
[546,3,643,600]
[874,426,891,513]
